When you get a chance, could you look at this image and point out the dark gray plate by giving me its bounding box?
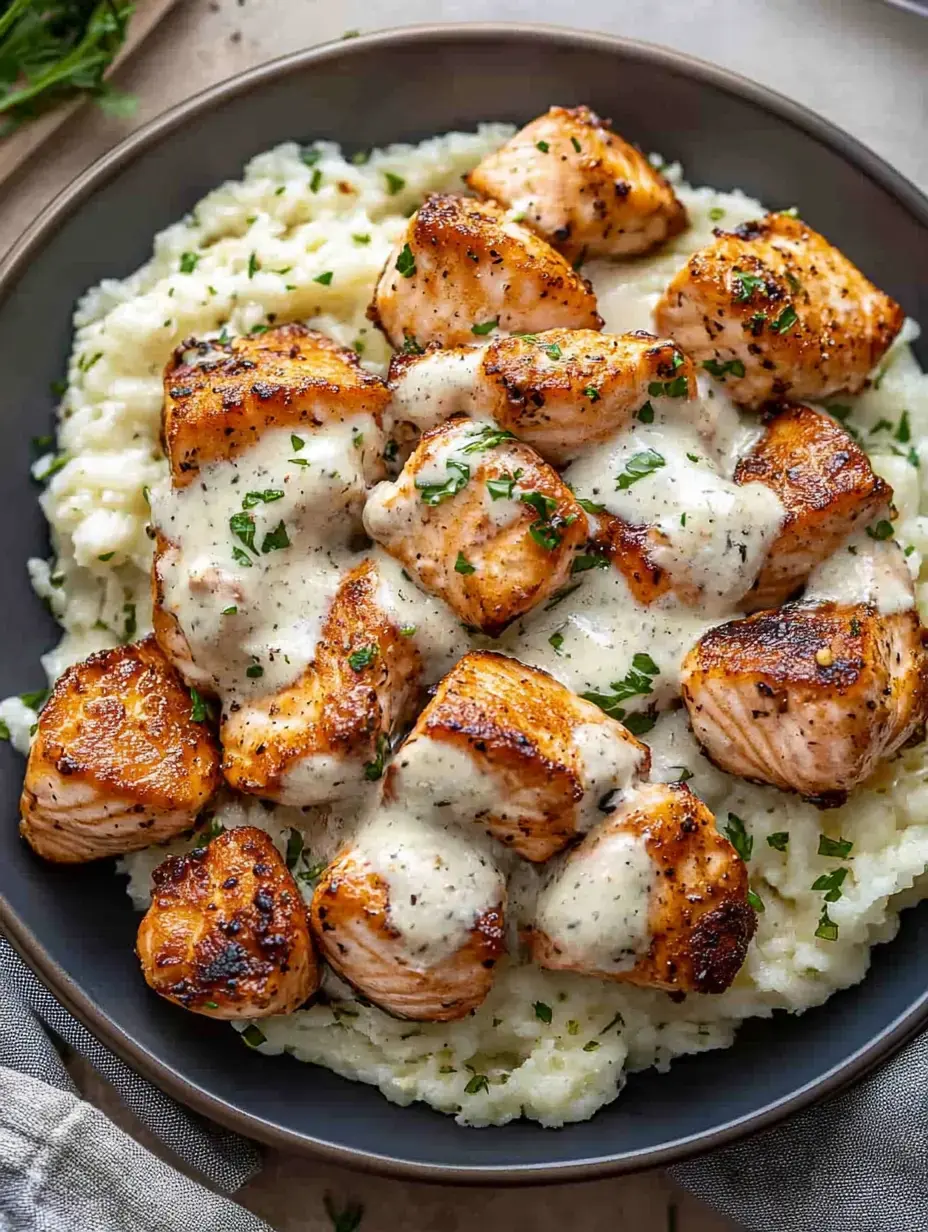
[2,25,927,1183]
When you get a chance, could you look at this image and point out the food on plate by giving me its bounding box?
[654,212,904,408]
[389,650,650,861]
[368,192,602,350]
[219,555,426,803]
[466,105,687,262]
[363,415,588,635]
[310,820,506,1021]
[137,825,318,1018]
[681,592,928,802]
[734,402,892,611]
[388,329,697,466]
[20,636,220,863]
[11,107,928,1129]
[530,781,756,994]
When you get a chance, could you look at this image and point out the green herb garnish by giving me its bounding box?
[471,318,499,337]
[415,458,470,505]
[724,813,753,862]
[363,732,390,781]
[454,552,475,575]
[348,645,378,672]
[534,1001,553,1024]
[818,835,853,859]
[615,449,665,490]
[767,832,790,852]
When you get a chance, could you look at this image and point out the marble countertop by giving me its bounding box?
[7,1,927,1228]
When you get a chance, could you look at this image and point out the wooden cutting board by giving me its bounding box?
[0,0,181,188]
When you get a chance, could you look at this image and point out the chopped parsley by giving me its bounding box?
[363,733,390,781]
[486,470,522,500]
[636,401,654,423]
[583,385,600,402]
[454,551,476,575]
[464,1072,489,1094]
[582,1040,600,1052]
[261,521,290,552]
[240,1025,267,1048]
[399,625,416,637]
[34,453,69,482]
[246,663,264,679]
[544,342,562,361]
[615,449,665,490]
[285,827,304,870]
[415,458,470,505]
[576,497,606,514]
[97,551,115,562]
[771,305,798,334]
[548,629,565,655]
[247,252,259,279]
[732,268,766,302]
[815,907,839,942]
[767,831,790,852]
[811,867,849,902]
[747,889,765,913]
[242,489,284,509]
[20,688,48,711]
[179,251,199,274]
[471,318,499,337]
[535,140,550,153]
[121,603,137,643]
[0,720,9,742]
[232,546,253,568]
[383,439,398,462]
[708,206,725,221]
[401,332,424,355]
[702,358,746,379]
[818,835,853,859]
[348,645,378,672]
[534,1001,553,1024]
[581,654,658,721]
[895,410,912,443]
[866,520,895,541]
[570,551,610,575]
[221,605,237,616]
[300,148,321,167]
[352,233,371,245]
[189,688,210,723]
[395,243,416,278]
[647,376,688,398]
[230,511,257,555]
[724,812,753,862]
[571,136,582,153]
[461,425,516,453]
[384,171,405,195]
[520,490,567,551]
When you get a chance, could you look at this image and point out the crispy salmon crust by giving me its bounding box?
[530,782,756,994]
[20,636,221,863]
[137,826,318,1019]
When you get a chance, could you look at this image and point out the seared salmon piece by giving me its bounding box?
[220,557,422,805]
[735,403,892,611]
[163,323,389,487]
[20,636,220,863]
[368,193,602,351]
[310,817,506,1021]
[387,331,696,466]
[680,602,928,803]
[467,106,687,262]
[363,417,588,636]
[389,650,650,862]
[530,782,755,994]
[654,213,904,409]
[137,826,318,1019]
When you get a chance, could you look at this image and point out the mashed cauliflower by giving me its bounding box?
[9,127,928,1128]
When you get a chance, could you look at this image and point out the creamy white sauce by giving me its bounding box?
[372,549,471,683]
[571,722,647,829]
[152,422,379,700]
[352,804,505,968]
[534,813,653,972]
[564,398,784,614]
[390,349,481,433]
[804,530,915,615]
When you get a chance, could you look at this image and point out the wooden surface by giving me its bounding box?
[9,1,928,1228]
[0,0,180,189]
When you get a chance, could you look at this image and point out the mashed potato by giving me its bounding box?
[10,128,928,1128]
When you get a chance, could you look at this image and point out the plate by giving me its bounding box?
[2,24,928,1182]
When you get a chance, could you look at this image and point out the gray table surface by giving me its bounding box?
[3,0,927,1228]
